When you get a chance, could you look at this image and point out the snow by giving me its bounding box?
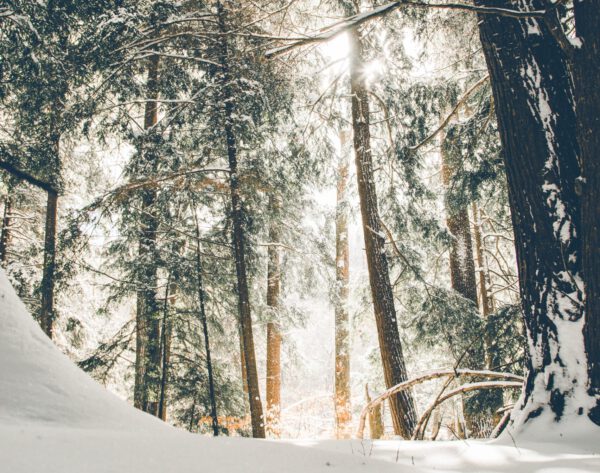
[1,268,599,472]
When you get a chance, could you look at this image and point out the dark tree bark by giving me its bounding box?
[40,190,58,338]
[334,130,352,439]
[477,0,588,427]
[216,0,265,438]
[570,2,600,424]
[349,26,417,438]
[158,273,173,422]
[194,213,219,436]
[135,54,161,416]
[265,196,282,438]
[441,134,478,305]
[0,195,13,264]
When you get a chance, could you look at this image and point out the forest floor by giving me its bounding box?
[1,269,599,473]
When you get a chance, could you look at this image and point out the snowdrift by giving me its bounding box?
[0,269,599,473]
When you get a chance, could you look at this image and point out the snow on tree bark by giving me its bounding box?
[476,0,595,429]
[570,1,600,424]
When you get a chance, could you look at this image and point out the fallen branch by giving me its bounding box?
[413,381,522,439]
[355,368,523,439]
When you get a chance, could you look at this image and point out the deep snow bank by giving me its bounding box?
[1,269,599,473]
[0,269,399,472]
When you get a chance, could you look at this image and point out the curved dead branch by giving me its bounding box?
[355,369,523,439]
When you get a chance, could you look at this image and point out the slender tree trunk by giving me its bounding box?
[472,203,494,319]
[158,273,173,422]
[0,195,13,264]
[334,130,352,439]
[216,0,265,438]
[195,213,219,436]
[349,26,417,438]
[570,3,600,424]
[441,135,478,305]
[135,54,161,415]
[476,1,590,428]
[265,196,282,438]
[365,384,384,439]
[40,190,58,338]
[472,203,503,424]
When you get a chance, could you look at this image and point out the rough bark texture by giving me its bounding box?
[134,54,161,415]
[334,130,352,439]
[40,190,58,338]
[265,197,282,438]
[216,0,265,438]
[441,134,478,305]
[571,2,600,424]
[0,195,13,264]
[477,0,588,427]
[349,27,417,438]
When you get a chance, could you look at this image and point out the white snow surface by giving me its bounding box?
[1,268,599,472]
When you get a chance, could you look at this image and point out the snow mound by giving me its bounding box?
[1,269,599,473]
[0,269,161,430]
[0,269,399,472]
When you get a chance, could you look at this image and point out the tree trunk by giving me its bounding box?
[365,384,384,439]
[135,54,161,415]
[472,203,494,319]
[441,135,478,305]
[158,274,173,422]
[472,202,503,424]
[570,3,600,424]
[349,26,417,438]
[195,213,219,436]
[40,190,58,338]
[265,196,282,438]
[334,130,352,439]
[476,1,589,428]
[0,195,13,264]
[216,0,265,438]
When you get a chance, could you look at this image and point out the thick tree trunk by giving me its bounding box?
[441,134,478,304]
[571,3,600,424]
[0,195,13,264]
[40,190,58,338]
[476,0,590,429]
[334,130,352,439]
[135,54,161,415]
[216,0,265,438]
[265,196,282,438]
[349,27,417,438]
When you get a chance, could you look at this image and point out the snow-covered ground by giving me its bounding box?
[1,268,599,472]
